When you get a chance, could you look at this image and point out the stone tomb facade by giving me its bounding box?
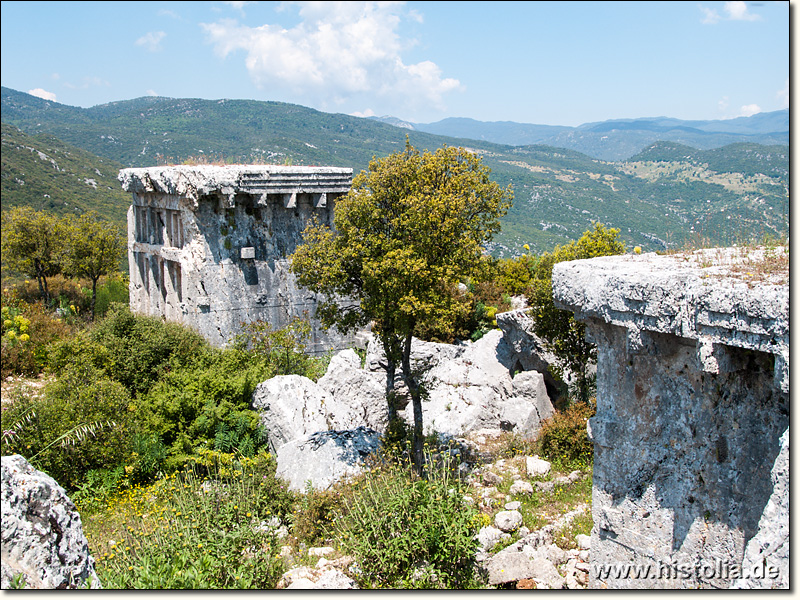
[119,165,354,350]
[553,247,788,589]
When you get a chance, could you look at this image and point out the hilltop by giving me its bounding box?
[1,87,788,256]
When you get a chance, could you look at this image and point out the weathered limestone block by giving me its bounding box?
[366,330,555,438]
[552,248,788,589]
[275,427,381,491]
[119,165,355,350]
[1,455,100,589]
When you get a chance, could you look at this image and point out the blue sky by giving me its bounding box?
[0,1,790,126]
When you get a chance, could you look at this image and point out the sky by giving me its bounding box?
[0,0,790,126]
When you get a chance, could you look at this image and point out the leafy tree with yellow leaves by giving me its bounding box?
[291,141,512,473]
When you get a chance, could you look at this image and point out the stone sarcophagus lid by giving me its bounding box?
[118,165,354,350]
[553,247,788,589]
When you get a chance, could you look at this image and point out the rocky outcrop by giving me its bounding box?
[275,427,381,492]
[552,247,789,589]
[365,330,555,438]
[253,329,556,490]
[1,455,100,589]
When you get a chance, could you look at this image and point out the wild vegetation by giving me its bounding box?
[1,214,609,588]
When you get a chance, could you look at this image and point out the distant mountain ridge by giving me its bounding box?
[1,87,788,258]
[373,110,789,161]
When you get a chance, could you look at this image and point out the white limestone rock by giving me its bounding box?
[495,510,524,533]
[275,427,381,491]
[1,455,100,589]
[526,456,552,478]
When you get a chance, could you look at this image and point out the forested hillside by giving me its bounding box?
[1,87,788,256]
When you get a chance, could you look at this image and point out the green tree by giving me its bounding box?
[63,211,126,319]
[1,207,66,303]
[528,222,625,404]
[291,142,512,473]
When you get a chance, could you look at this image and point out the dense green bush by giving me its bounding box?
[90,303,209,397]
[536,400,596,469]
[1,364,134,490]
[337,459,482,589]
[134,347,272,464]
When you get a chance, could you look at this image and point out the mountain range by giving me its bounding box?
[373,110,789,162]
[1,86,788,259]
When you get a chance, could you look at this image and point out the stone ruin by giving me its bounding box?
[552,247,789,589]
[118,165,354,350]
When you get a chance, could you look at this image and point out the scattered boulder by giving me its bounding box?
[275,427,381,491]
[494,510,523,533]
[482,471,503,486]
[526,456,551,478]
[509,480,534,496]
[1,455,100,589]
[485,552,564,588]
[476,526,505,553]
[277,565,359,589]
[576,534,591,550]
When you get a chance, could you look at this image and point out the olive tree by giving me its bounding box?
[291,142,512,473]
[63,211,126,319]
[1,207,66,303]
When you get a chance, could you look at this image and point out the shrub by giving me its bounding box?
[292,484,346,545]
[89,273,130,318]
[134,347,272,462]
[90,304,209,397]
[336,458,482,589]
[536,400,596,469]
[1,291,76,377]
[1,364,134,490]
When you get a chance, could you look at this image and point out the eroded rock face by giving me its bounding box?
[1,455,100,589]
[366,330,555,439]
[275,427,381,491]
[552,248,789,589]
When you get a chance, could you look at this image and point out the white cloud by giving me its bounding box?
[777,78,789,108]
[201,1,462,115]
[351,108,376,118]
[136,31,167,52]
[146,89,160,97]
[700,6,721,24]
[724,1,761,21]
[223,1,254,13]
[700,1,761,24]
[28,88,57,102]
[739,103,762,117]
[718,96,730,112]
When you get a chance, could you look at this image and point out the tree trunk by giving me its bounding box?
[90,276,98,321]
[401,329,425,477]
[34,260,50,304]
